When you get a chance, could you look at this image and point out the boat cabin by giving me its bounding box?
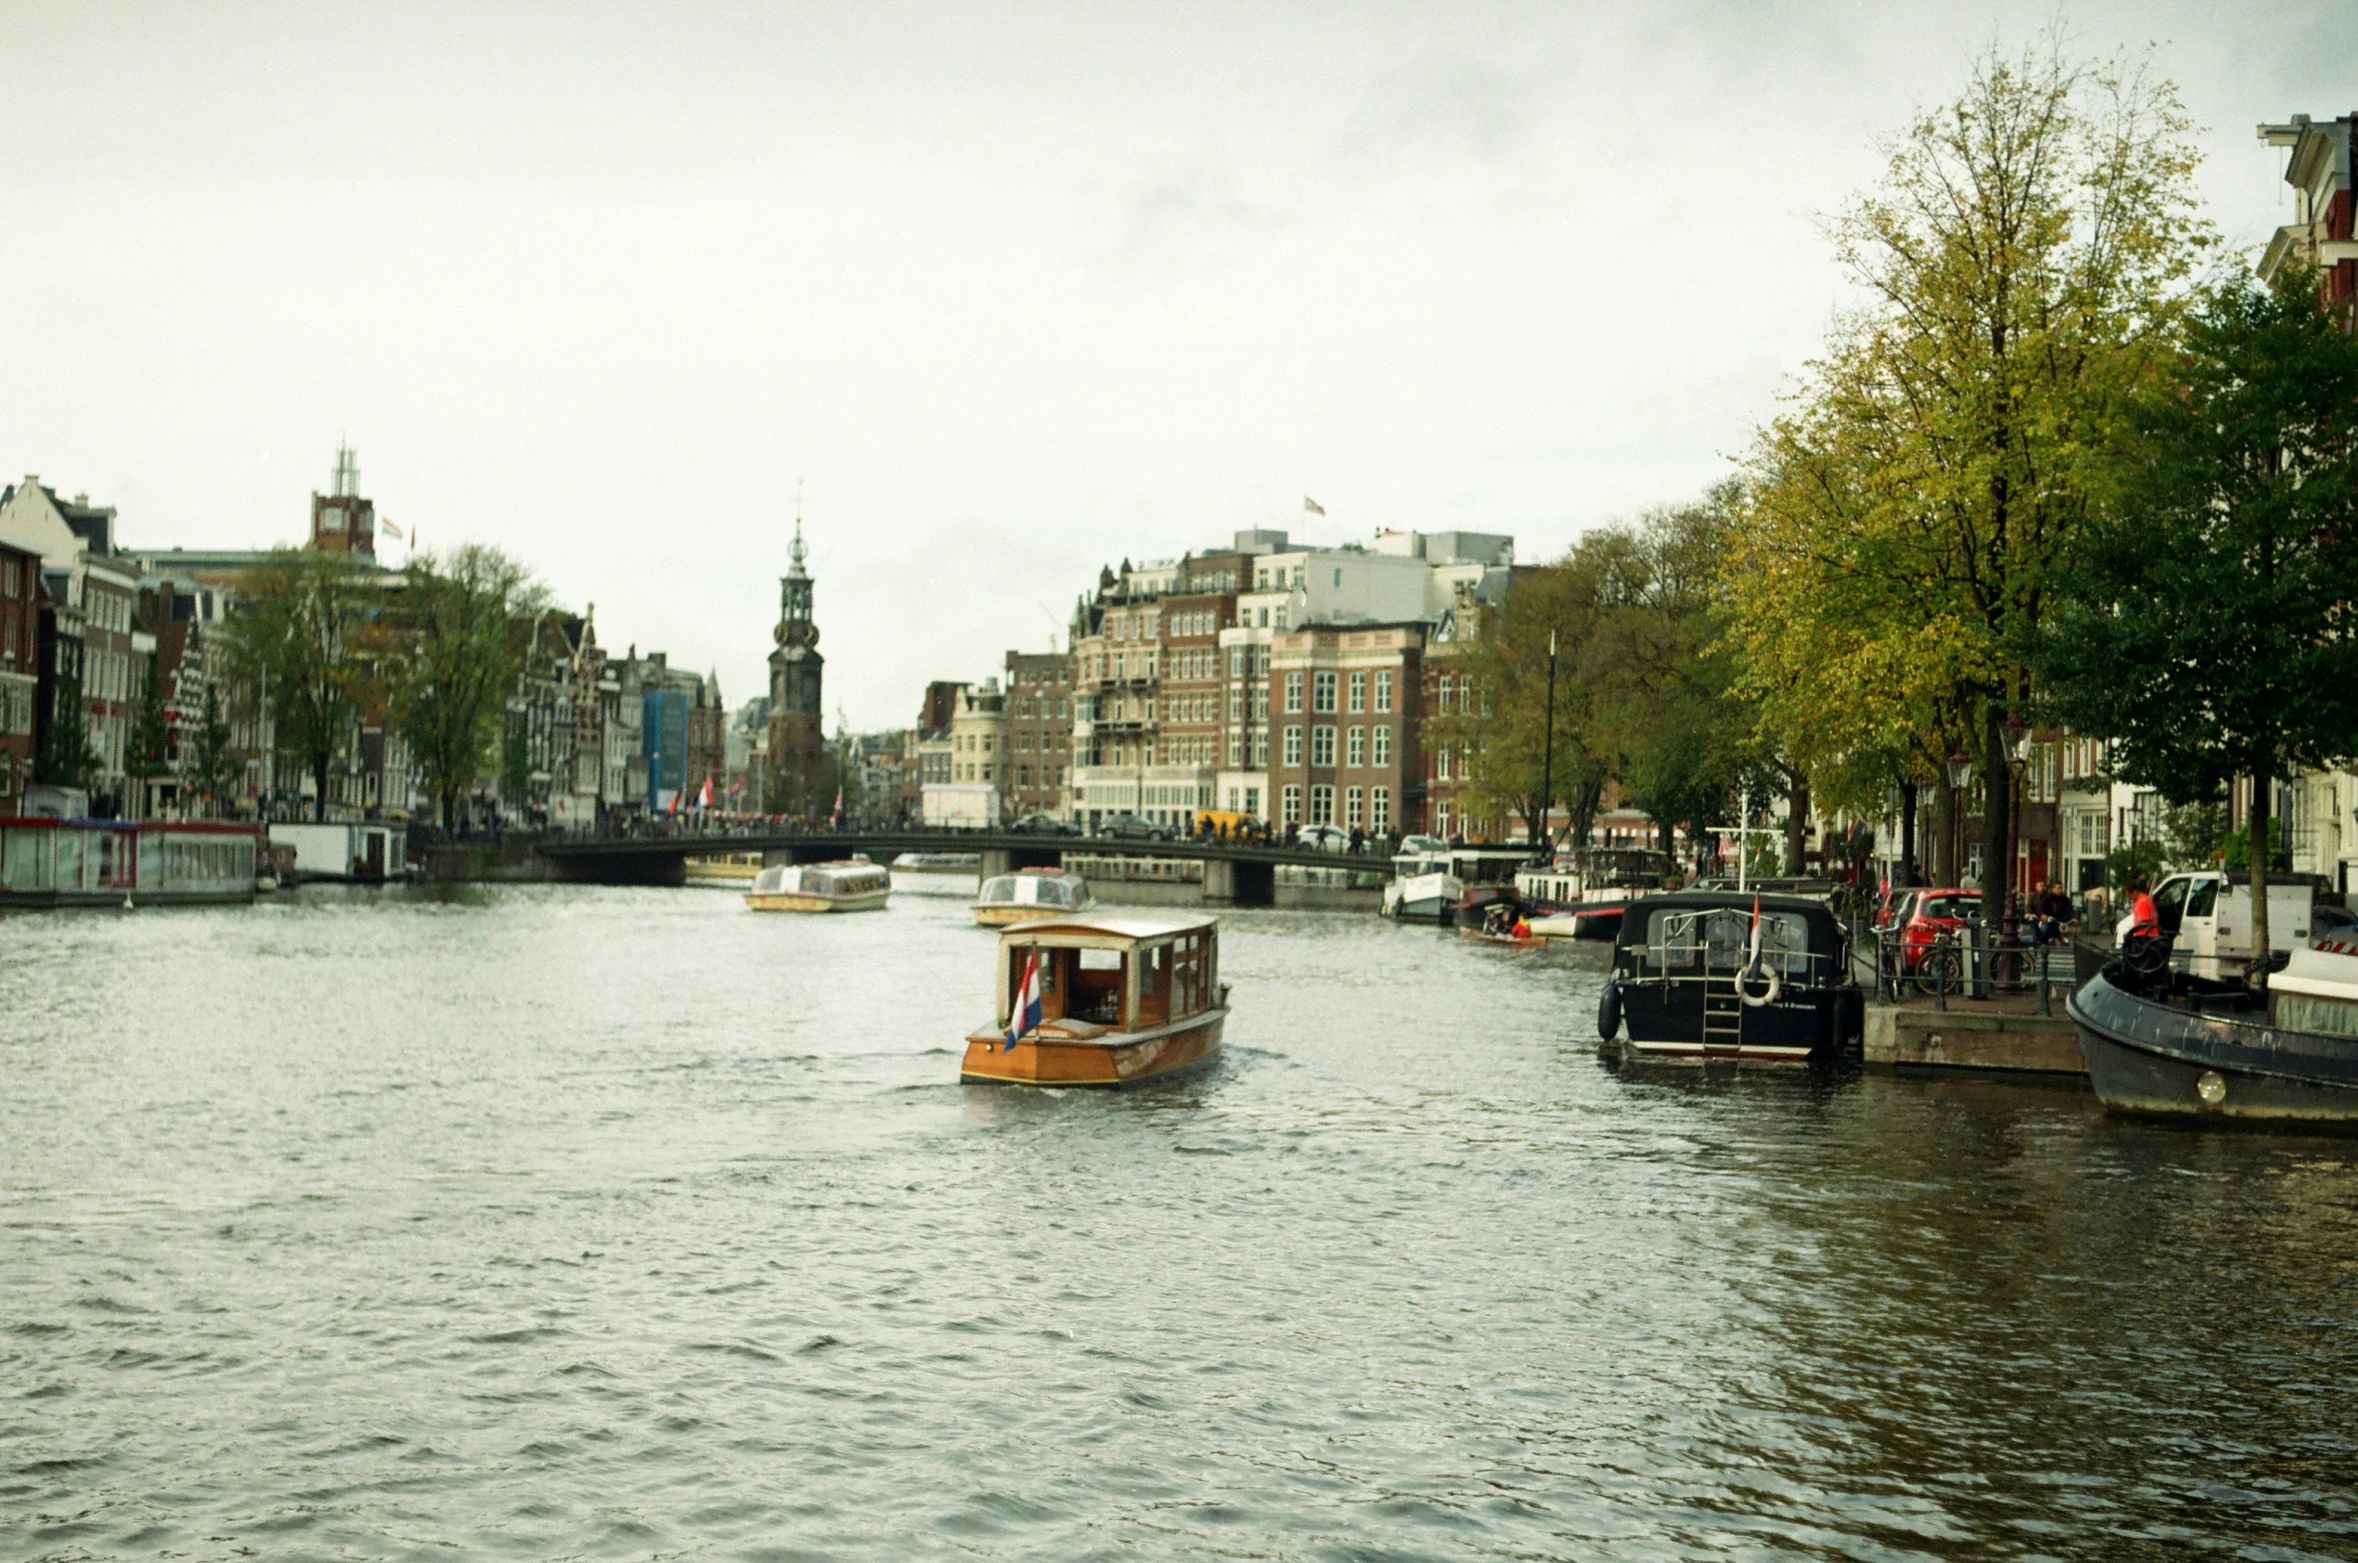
[995,912,1221,1036]
[974,866,1093,915]
[1607,890,1859,1061]
[749,860,891,899]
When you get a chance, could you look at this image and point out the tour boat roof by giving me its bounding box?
[1000,911,1217,943]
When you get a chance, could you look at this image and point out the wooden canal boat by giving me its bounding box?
[962,911,1227,1087]
[744,858,891,913]
[1599,891,1861,1062]
[972,865,1095,927]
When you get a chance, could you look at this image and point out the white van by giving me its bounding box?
[2149,871,2326,980]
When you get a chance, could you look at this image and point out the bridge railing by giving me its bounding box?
[525,818,1427,864]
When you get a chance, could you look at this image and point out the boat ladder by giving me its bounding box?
[1702,981,1744,1054]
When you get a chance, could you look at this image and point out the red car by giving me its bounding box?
[1875,886,1921,931]
[1900,889,1981,970]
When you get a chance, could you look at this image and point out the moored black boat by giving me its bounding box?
[1598,890,1860,1062]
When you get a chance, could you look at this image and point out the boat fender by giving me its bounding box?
[1737,964,1782,1008]
[1597,980,1622,1040]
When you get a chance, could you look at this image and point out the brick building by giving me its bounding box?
[1266,622,1420,838]
[0,541,37,809]
[1002,648,1072,820]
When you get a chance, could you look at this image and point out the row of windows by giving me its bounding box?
[1435,674,1480,713]
[1012,697,1070,719]
[1281,669,1394,715]
[1280,724,1394,770]
[1168,610,1223,638]
[1012,730,1071,752]
[1278,784,1391,830]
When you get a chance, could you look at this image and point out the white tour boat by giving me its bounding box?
[744,858,892,913]
[973,866,1096,927]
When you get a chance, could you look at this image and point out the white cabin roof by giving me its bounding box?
[2275,940,2358,1002]
[1001,911,1216,942]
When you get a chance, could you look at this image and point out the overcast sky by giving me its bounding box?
[1,1,2347,728]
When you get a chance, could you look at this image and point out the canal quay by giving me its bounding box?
[7,882,2358,1561]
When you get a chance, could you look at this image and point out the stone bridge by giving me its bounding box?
[532,828,1401,905]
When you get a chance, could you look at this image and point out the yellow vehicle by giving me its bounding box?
[1193,809,1260,839]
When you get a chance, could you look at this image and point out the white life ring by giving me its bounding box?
[1737,963,1782,1008]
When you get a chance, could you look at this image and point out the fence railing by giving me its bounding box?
[1851,918,2100,1014]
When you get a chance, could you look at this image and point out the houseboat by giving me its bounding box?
[2068,936,2358,1125]
[0,818,264,909]
[1517,846,1676,939]
[1598,890,1861,1062]
[962,911,1227,1087]
[744,858,892,913]
[269,820,410,883]
[890,850,981,895]
[1382,845,1528,923]
[973,866,1095,926]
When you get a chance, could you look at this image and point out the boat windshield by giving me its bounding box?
[1644,907,1815,975]
[751,866,792,893]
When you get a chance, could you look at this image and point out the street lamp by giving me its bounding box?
[2000,714,2032,770]
[1945,751,1974,791]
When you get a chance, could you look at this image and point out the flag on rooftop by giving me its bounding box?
[378,517,403,539]
[1303,496,1325,516]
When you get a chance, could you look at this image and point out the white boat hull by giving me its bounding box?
[1382,872,1462,921]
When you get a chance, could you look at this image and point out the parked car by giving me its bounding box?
[1875,886,1923,931]
[1899,889,1980,969]
[1006,813,1073,835]
[1397,833,1447,855]
[1295,823,1352,853]
[1097,813,1173,842]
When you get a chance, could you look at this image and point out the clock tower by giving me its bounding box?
[765,519,831,815]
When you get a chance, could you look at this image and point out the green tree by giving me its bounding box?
[390,545,548,829]
[185,681,242,815]
[34,666,97,790]
[128,659,172,781]
[1729,37,2214,906]
[2031,270,2358,964]
[220,547,378,821]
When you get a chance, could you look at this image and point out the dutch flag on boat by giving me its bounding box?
[1004,949,1043,1052]
[1746,891,1765,975]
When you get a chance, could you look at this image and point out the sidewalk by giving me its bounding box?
[1863,989,2085,1075]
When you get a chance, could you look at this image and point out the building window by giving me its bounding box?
[1438,674,1453,711]
[1283,725,1303,766]
[1312,672,1337,713]
[1282,785,1302,825]
[1375,670,1392,713]
[1284,673,1303,713]
[1310,784,1334,824]
[1346,787,1364,828]
[1436,748,1451,781]
[1371,786,1390,832]
[1372,725,1391,766]
[1228,687,1243,721]
[1311,726,1334,767]
[1252,730,1267,767]
[1227,731,1243,765]
[1349,672,1366,712]
[1436,799,1452,835]
[1347,726,1364,767]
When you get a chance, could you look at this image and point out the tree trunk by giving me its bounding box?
[2250,755,2272,986]
[1900,781,1920,886]
[1980,704,2010,933]
[313,754,330,822]
[1784,768,1810,875]
[1932,778,1954,885]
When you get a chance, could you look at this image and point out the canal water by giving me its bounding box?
[5,884,2356,1561]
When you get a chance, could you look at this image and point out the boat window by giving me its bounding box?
[980,877,1015,903]
[1135,942,1170,1027]
[1038,878,1070,906]
[2184,878,2218,919]
[1072,946,1123,1023]
[2273,991,2358,1038]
